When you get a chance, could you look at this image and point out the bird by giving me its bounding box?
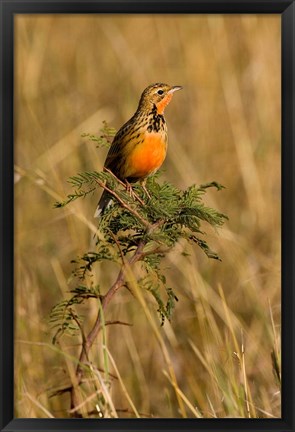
[94,82,182,217]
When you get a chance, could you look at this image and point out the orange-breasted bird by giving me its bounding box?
[95,83,182,217]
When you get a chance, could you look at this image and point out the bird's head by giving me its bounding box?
[138,83,182,115]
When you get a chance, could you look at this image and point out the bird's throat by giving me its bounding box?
[155,94,173,114]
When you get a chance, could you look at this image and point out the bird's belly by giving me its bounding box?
[127,132,167,179]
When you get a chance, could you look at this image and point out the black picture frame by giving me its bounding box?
[0,0,294,431]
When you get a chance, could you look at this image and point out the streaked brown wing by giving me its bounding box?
[104,114,139,177]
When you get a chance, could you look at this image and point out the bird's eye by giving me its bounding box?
[157,89,164,95]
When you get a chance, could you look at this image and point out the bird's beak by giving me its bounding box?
[168,86,183,94]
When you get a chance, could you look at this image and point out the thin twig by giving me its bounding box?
[94,178,151,230]
[104,168,145,205]
[105,320,133,327]
[70,310,89,360]
[109,230,126,266]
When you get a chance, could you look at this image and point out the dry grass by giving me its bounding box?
[14,14,281,418]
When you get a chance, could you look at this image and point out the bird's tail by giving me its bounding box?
[94,190,113,218]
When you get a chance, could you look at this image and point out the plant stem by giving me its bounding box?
[70,240,145,416]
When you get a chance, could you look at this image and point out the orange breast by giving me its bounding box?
[127,133,167,179]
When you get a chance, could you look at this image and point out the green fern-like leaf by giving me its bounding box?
[49,285,100,343]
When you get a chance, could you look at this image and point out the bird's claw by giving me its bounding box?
[141,182,151,200]
[125,181,145,205]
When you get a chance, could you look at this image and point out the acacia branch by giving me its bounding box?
[71,240,145,415]
[94,178,151,230]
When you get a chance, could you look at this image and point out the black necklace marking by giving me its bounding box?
[147,104,165,133]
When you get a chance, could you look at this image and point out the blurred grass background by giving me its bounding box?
[14,14,281,418]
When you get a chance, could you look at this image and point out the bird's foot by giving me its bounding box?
[125,180,145,205]
[141,180,151,200]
